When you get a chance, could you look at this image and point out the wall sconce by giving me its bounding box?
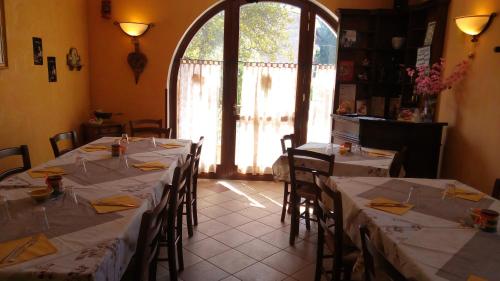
[114,21,154,84]
[455,13,496,42]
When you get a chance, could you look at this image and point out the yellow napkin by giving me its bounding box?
[0,234,57,268]
[361,148,394,157]
[160,143,184,149]
[132,161,168,171]
[81,145,109,152]
[28,167,66,178]
[91,195,140,214]
[446,187,484,202]
[468,275,487,281]
[367,197,413,215]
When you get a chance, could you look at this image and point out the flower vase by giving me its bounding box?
[421,95,437,123]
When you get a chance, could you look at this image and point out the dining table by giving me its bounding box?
[272,142,397,182]
[0,137,191,281]
[328,176,500,281]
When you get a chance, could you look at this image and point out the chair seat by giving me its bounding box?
[296,184,318,200]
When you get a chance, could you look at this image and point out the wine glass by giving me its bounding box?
[32,206,50,232]
[151,137,157,148]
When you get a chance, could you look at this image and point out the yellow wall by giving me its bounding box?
[86,0,392,125]
[438,0,500,193]
[0,0,90,166]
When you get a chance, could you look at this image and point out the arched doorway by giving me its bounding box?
[167,0,338,178]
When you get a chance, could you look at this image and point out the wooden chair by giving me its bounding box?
[184,137,204,237]
[126,184,174,281]
[359,225,407,281]
[287,147,335,245]
[492,179,500,200]
[49,131,79,158]
[389,146,408,177]
[0,145,31,181]
[129,119,172,138]
[314,174,358,281]
[280,134,296,222]
[158,154,192,279]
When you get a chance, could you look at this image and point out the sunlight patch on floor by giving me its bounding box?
[217,180,265,208]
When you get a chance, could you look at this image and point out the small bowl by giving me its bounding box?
[28,186,54,203]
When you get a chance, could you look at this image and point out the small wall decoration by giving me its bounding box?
[0,0,7,68]
[47,57,57,82]
[101,0,111,19]
[66,47,82,71]
[32,37,43,65]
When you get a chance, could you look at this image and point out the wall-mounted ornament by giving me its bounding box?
[101,0,111,19]
[114,21,154,84]
[32,37,43,65]
[66,47,82,71]
[47,57,57,82]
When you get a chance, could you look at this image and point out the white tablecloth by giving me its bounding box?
[0,137,191,281]
[329,177,500,281]
[272,143,396,181]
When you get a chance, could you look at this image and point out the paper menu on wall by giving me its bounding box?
[356,99,368,115]
[338,84,356,114]
[416,46,431,67]
[424,21,436,46]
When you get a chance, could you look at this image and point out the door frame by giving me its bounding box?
[167,0,338,178]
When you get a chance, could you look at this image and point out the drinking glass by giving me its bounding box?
[75,155,88,173]
[405,186,420,207]
[324,143,333,154]
[151,137,157,148]
[0,196,11,223]
[119,154,129,168]
[64,186,79,206]
[121,133,129,144]
[33,206,50,232]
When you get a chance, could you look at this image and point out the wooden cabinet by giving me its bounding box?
[81,122,125,144]
[332,114,447,178]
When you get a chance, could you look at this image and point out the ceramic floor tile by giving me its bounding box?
[182,249,204,268]
[262,250,311,275]
[182,227,208,245]
[196,199,215,210]
[234,262,288,281]
[212,228,254,247]
[257,214,290,229]
[291,263,316,281]
[222,276,242,281]
[196,219,232,236]
[285,240,317,262]
[219,200,256,212]
[208,249,257,274]
[199,205,233,219]
[237,221,276,237]
[238,207,273,220]
[203,194,234,204]
[235,239,281,261]
[179,260,230,281]
[216,212,253,227]
[184,237,231,259]
[259,229,299,249]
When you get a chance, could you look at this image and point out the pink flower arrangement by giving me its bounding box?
[406,58,469,96]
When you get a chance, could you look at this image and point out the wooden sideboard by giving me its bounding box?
[81,122,125,144]
[332,114,447,178]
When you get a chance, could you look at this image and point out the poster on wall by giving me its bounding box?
[47,57,57,82]
[32,37,43,65]
[416,46,431,67]
[423,21,436,46]
[0,0,7,68]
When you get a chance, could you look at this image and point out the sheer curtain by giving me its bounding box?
[236,63,297,175]
[177,60,222,173]
[307,64,336,142]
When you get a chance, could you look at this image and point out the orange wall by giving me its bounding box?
[0,0,90,166]
[86,0,392,125]
[437,0,500,193]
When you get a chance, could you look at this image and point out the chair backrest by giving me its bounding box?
[174,154,193,210]
[135,185,173,281]
[49,131,79,158]
[190,137,204,189]
[280,134,296,154]
[492,179,500,200]
[313,174,344,279]
[287,148,335,189]
[389,146,408,178]
[0,145,32,181]
[359,225,408,281]
[129,119,167,138]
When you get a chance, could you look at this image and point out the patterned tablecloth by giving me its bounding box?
[272,143,396,181]
[329,177,500,281]
[0,137,191,281]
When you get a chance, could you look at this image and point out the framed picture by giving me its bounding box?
[0,0,7,68]
[33,37,43,65]
[47,57,57,82]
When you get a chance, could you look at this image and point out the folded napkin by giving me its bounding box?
[132,161,168,171]
[91,195,140,214]
[361,147,394,157]
[367,197,413,215]
[28,167,66,179]
[160,143,184,149]
[0,234,57,268]
[446,187,484,202]
[81,145,109,152]
[468,275,487,281]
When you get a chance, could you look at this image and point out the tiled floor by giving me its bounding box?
[157,179,320,281]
